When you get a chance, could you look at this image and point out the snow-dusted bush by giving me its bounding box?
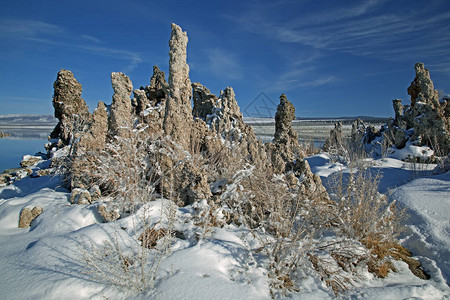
[328,169,407,278]
[79,200,176,292]
[221,165,317,297]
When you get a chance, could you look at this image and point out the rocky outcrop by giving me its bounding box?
[407,63,440,109]
[266,94,303,173]
[18,206,43,228]
[109,72,134,138]
[0,132,10,138]
[192,83,217,120]
[163,23,193,150]
[46,23,330,218]
[50,69,90,146]
[70,188,92,205]
[392,99,404,127]
[20,155,42,168]
[78,101,108,151]
[354,63,449,159]
[390,63,449,155]
[97,204,120,222]
[323,122,347,155]
[147,65,169,105]
[135,66,168,135]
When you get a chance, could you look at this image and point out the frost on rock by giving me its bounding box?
[135,65,168,135]
[70,188,92,205]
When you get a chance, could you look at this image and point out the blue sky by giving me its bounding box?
[0,0,449,118]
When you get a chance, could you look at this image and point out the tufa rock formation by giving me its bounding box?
[109,72,134,138]
[353,63,449,159]
[0,132,10,138]
[407,63,440,109]
[391,63,449,155]
[135,66,168,135]
[323,122,347,156]
[50,69,90,146]
[147,65,169,104]
[78,101,108,151]
[163,23,193,150]
[47,23,329,214]
[192,82,217,120]
[266,94,304,173]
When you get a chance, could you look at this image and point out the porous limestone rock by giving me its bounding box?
[89,185,102,201]
[18,206,43,228]
[293,160,329,201]
[78,101,108,151]
[70,188,92,205]
[397,63,448,154]
[392,99,404,127]
[407,63,440,109]
[50,69,90,146]
[20,155,42,168]
[355,63,449,159]
[323,122,347,156]
[98,204,120,222]
[266,94,304,173]
[207,87,269,167]
[147,65,169,104]
[133,89,149,116]
[135,66,168,135]
[109,72,134,138]
[163,23,193,149]
[192,82,217,120]
[0,132,10,138]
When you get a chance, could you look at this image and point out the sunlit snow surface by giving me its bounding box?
[0,155,449,299]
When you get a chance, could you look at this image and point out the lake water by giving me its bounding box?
[0,129,50,172]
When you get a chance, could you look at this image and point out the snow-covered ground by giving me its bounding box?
[0,154,449,299]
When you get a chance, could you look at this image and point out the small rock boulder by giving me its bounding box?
[70,188,92,205]
[18,206,43,228]
[97,204,120,222]
[20,155,42,168]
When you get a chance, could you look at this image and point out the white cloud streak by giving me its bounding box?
[234,1,450,62]
[0,19,143,72]
[206,48,244,80]
[230,0,450,89]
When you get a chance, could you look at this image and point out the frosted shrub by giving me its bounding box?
[328,169,406,277]
[79,200,175,292]
[222,165,315,297]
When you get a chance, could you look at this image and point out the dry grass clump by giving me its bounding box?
[308,238,368,295]
[327,169,419,279]
[139,223,168,249]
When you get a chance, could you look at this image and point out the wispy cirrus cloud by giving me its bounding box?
[229,0,450,90]
[268,65,336,92]
[205,48,244,80]
[232,1,450,63]
[80,34,101,43]
[0,18,142,72]
[0,19,64,38]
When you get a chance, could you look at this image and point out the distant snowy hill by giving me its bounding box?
[0,114,57,128]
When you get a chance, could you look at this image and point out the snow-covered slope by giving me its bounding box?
[0,155,449,299]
